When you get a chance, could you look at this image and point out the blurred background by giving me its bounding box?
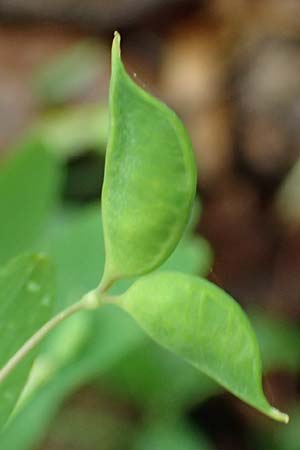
[0,0,300,449]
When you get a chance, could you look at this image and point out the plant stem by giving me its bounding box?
[0,297,90,385]
[98,277,115,294]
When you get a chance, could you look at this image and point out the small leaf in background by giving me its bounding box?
[101,32,197,285]
[0,137,61,266]
[33,41,106,105]
[160,197,213,278]
[0,253,55,432]
[119,271,289,423]
[162,234,213,277]
[34,104,108,160]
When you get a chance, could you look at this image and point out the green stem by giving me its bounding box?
[97,277,115,294]
[0,290,100,385]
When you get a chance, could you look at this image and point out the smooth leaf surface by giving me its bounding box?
[0,253,54,432]
[101,32,197,285]
[118,271,288,423]
[0,137,61,265]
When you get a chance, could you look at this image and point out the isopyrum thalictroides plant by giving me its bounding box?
[0,31,289,430]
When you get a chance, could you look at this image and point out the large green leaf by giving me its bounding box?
[0,253,55,432]
[0,137,61,265]
[118,271,289,423]
[101,32,197,286]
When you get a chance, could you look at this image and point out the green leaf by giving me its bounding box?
[101,32,197,285]
[0,137,61,265]
[0,253,55,432]
[118,271,289,423]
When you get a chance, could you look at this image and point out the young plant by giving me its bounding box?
[0,32,289,430]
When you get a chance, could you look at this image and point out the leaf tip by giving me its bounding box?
[112,31,121,57]
[269,407,289,424]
